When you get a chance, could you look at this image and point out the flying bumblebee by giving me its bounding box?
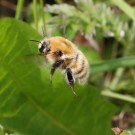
[30,37,89,96]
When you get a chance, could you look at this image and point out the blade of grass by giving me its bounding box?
[33,0,38,31]
[15,0,24,19]
[111,0,135,21]
[91,56,135,74]
[102,90,135,103]
[40,0,47,36]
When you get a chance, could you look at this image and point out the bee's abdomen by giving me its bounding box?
[69,51,89,84]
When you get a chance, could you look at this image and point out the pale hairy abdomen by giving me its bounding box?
[65,50,89,85]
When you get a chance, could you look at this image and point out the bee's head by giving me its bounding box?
[38,40,50,54]
[30,39,50,55]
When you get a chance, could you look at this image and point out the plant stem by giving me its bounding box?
[102,90,135,103]
[33,0,38,31]
[40,0,47,36]
[15,0,24,19]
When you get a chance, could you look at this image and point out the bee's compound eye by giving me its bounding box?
[39,43,45,53]
[39,47,43,53]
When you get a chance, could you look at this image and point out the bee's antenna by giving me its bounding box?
[29,40,42,44]
[60,13,67,38]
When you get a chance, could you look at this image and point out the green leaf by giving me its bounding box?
[0,18,117,135]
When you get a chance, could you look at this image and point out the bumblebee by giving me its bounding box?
[31,37,89,96]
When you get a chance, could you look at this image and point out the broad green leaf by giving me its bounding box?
[0,18,117,135]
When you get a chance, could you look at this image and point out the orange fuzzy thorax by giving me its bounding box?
[49,37,75,55]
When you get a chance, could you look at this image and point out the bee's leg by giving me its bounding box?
[50,59,64,83]
[66,68,77,96]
